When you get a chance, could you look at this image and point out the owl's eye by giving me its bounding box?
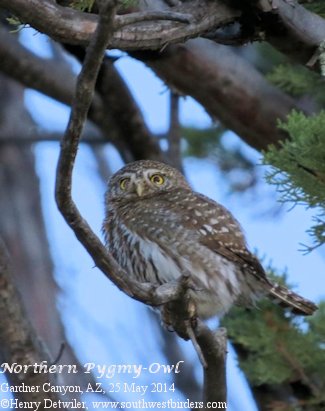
[150,174,165,185]
[119,178,130,190]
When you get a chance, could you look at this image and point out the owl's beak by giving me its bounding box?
[135,182,145,197]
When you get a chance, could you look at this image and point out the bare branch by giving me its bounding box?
[196,324,227,405]
[97,57,164,161]
[0,0,240,50]
[167,91,182,171]
[134,39,307,151]
[61,42,164,159]
[0,27,162,161]
[0,132,104,145]
[0,22,307,154]
[258,0,325,68]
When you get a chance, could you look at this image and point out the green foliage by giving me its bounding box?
[70,0,95,12]
[118,0,138,9]
[263,111,325,250]
[303,0,325,18]
[222,271,325,410]
[267,64,325,106]
[6,16,24,33]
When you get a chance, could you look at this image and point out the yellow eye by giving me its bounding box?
[150,174,165,185]
[120,178,130,190]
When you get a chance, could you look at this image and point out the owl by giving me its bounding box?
[102,160,317,319]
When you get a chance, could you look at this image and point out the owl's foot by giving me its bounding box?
[160,292,198,339]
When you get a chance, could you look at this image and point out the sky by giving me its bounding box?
[6,28,324,410]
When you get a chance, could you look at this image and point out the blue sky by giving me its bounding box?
[13,28,325,410]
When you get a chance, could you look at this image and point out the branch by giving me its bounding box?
[196,323,227,405]
[0,132,104,145]
[167,91,183,171]
[62,43,164,159]
[134,39,307,151]
[54,0,183,306]
[0,0,240,50]
[0,239,60,403]
[0,22,307,153]
[0,26,162,161]
[161,288,227,404]
[96,57,164,161]
[258,0,325,69]
[206,0,325,71]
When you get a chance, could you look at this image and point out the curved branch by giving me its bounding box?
[54,0,184,307]
[0,0,240,50]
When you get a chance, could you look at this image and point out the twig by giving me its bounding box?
[0,132,104,145]
[167,91,183,171]
[50,342,66,366]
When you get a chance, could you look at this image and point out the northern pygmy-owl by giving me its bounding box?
[103,160,317,318]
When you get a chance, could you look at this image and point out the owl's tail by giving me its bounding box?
[268,283,318,316]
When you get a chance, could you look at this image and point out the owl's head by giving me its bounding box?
[106,160,190,201]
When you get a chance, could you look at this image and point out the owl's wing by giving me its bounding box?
[192,193,271,284]
[189,193,317,315]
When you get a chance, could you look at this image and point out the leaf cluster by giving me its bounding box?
[222,271,325,410]
[302,0,325,18]
[263,111,325,251]
[70,0,95,12]
[267,64,325,107]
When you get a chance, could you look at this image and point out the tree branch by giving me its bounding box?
[0,239,60,404]
[196,323,227,406]
[0,26,163,161]
[0,0,240,51]
[252,0,325,69]
[206,0,325,70]
[0,21,308,153]
[96,57,164,161]
[134,39,305,151]
[167,91,182,171]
